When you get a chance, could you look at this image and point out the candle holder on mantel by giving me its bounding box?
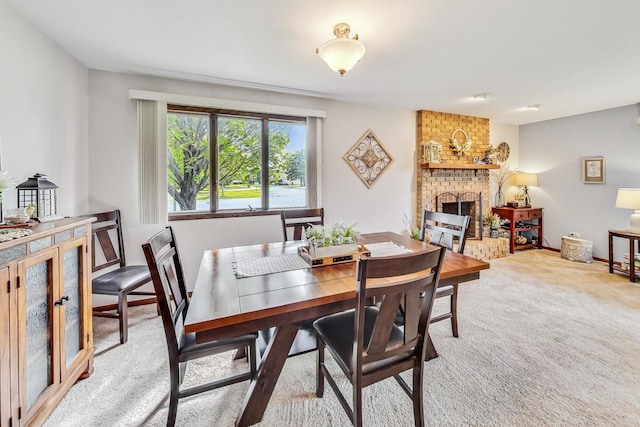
[16,173,58,220]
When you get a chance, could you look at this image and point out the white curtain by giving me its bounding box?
[137,100,167,224]
[306,117,322,208]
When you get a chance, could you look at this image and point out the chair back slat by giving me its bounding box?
[355,247,446,369]
[142,227,189,352]
[280,208,324,242]
[91,210,126,272]
[419,210,471,253]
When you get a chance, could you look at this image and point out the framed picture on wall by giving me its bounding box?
[583,157,605,184]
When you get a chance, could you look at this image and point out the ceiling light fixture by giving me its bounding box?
[316,23,366,76]
[472,93,490,100]
[526,104,542,111]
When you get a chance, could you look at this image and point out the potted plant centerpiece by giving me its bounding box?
[305,222,361,259]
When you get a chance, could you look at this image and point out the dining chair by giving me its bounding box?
[142,226,257,427]
[91,209,155,344]
[313,247,446,427]
[419,209,471,337]
[280,208,324,241]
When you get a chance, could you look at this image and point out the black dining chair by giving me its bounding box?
[313,247,446,427]
[91,209,155,344]
[419,209,471,337]
[142,226,257,427]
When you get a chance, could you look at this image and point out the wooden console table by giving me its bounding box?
[608,229,640,282]
[492,207,543,254]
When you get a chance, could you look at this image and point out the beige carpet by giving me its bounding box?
[44,250,640,426]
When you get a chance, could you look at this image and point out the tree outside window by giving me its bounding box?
[167,109,307,213]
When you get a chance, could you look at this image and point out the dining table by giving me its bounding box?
[184,231,490,427]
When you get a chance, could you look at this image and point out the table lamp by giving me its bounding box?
[615,188,640,233]
[513,173,538,207]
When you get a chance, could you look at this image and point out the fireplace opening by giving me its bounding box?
[436,192,483,240]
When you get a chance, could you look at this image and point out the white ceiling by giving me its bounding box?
[6,0,640,125]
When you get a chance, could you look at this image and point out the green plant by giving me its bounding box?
[484,213,505,229]
[305,222,360,248]
[403,213,421,240]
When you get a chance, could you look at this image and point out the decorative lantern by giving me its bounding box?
[16,173,58,219]
[423,140,442,163]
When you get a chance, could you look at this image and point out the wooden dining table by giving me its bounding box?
[185,231,489,427]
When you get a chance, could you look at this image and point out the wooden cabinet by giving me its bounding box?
[0,218,94,427]
[492,207,543,253]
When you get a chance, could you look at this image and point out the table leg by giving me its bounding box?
[608,232,614,274]
[235,323,300,427]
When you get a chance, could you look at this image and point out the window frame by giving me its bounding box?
[167,104,311,220]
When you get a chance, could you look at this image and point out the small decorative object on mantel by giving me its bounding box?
[300,222,369,266]
[17,173,58,220]
[449,128,473,156]
[343,129,393,188]
[422,140,442,163]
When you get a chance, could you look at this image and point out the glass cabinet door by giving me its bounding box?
[59,238,89,378]
[18,249,59,422]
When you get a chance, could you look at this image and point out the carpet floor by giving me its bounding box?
[44,249,640,426]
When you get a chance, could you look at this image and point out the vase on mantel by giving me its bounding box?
[494,189,505,208]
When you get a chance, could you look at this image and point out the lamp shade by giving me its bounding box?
[317,23,365,76]
[513,173,538,186]
[616,188,640,233]
[615,188,640,209]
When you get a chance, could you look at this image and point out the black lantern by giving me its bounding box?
[16,173,58,219]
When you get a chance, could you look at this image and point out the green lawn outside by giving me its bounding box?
[194,184,301,200]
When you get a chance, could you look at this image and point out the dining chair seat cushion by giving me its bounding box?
[314,306,408,375]
[179,331,259,363]
[92,265,151,294]
[435,284,454,297]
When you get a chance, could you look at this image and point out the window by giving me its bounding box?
[167,106,308,216]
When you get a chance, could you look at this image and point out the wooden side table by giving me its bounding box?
[492,207,543,254]
[608,229,640,282]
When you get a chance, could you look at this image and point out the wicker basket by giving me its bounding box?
[561,236,593,263]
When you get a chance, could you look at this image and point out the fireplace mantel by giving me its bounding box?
[421,162,500,170]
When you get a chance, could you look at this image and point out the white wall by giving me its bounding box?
[89,71,416,288]
[519,104,640,259]
[0,1,89,214]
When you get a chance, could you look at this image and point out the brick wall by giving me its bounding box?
[416,110,492,237]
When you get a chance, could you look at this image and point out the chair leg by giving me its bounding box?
[167,361,181,427]
[412,364,425,427]
[451,284,459,338]
[316,338,324,397]
[352,375,363,427]
[117,292,128,344]
[249,342,257,380]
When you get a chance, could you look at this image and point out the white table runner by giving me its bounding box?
[233,254,309,278]
[366,241,414,257]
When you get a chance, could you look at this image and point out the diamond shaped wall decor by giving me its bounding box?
[343,129,394,188]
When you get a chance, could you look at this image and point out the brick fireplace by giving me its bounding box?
[415,110,507,260]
